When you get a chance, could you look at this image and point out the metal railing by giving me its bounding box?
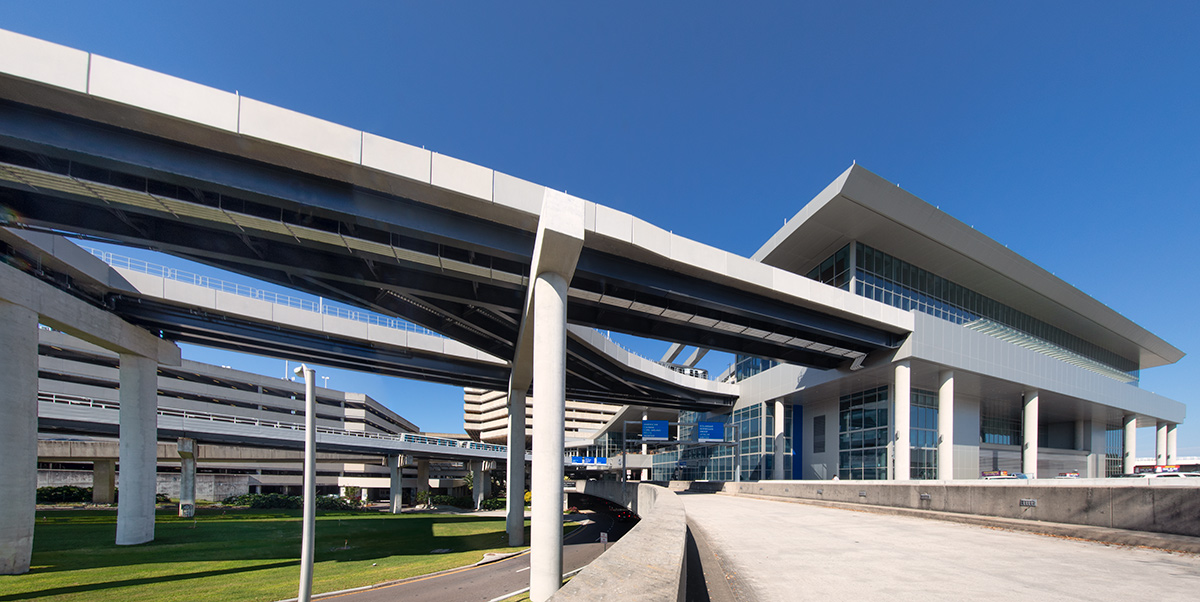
[84,247,440,337]
[37,391,507,453]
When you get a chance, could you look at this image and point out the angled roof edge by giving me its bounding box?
[755,164,1184,370]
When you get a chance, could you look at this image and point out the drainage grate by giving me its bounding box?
[1019,498,1037,507]
[919,493,932,501]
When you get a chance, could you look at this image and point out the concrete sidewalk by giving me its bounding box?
[680,493,1200,602]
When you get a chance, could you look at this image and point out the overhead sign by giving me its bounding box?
[643,420,669,441]
[698,422,724,443]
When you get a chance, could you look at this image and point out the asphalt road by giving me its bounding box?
[327,509,637,602]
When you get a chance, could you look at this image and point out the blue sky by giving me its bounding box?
[5,2,1198,455]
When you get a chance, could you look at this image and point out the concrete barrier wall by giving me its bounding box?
[720,480,1200,538]
[37,470,249,501]
[554,481,686,602]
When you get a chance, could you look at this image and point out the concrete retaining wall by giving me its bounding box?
[37,469,249,501]
[554,481,686,602]
[719,480,1200,538]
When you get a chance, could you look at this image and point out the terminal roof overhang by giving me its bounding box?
[0,30,913,411]
[754,164,1184,371]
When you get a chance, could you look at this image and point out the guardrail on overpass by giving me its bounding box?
[38,392,512,460]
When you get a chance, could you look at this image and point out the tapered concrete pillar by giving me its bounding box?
[1167,423,1178,465]
[1123,415,1137,474]
[530,271,568,602]
[177,438,196,518]
[0,301,38,575]
[117,353,159,545]
[893,362,911,481]
[773,400,786,480]
[1156,422,1168,466]
[1022,391,1039,478]
[640,410,650,481]
[93,460,116,504]
[472,461,485,510]
[937,370,954,480]
[506,386,527,545]
[387,455,403,514]
[416,459,430,497]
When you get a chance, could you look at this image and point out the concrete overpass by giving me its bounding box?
[0,28,915,597]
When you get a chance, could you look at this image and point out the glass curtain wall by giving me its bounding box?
[839,386,890,480]
[1105,426,1125,477]
[910,389,939,479]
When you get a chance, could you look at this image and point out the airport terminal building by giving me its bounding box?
[651,165,1185,481]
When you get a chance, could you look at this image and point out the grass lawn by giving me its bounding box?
[0,507,549,602]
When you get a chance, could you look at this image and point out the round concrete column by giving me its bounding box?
[1167,423,1178,465]
[1022,391,1039,478]
[892,362,911,481]
[773,400,786,480]
[1122,415,1137,474]
[0,301,38,575]
[640,410,649,481]
[937,370,954,480]
[116,353,159,545]
[1155,422,1168,466]
[387,455,403,514]
[506,387,527,545]
[530,271,567,602]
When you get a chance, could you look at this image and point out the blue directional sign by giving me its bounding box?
[596,457,608,465]
[643,420,669,441]
[571,456,584,464]
[698,421,724,443]
[583,457,596,464]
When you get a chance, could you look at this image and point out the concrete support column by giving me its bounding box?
[937,370,954,480]
[893,362,911,481]
[472,461,485,510]
[1022,391,1039,478]
[1123,415,1137,475]
[1167,423,1178,465]
[773,400,786,480]
[530,271,568,602]
[177,438,196,518]
[116,353,158,546]
[417,459,430,499]
[0,301,38,575]
[1086,421,1107,479]
[640,410,649,481]
[506,387,527,545]
[387,455,403,514]
[92,460,116,504]
[1156,422,1168,466]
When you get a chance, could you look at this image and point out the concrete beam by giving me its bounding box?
[0,261,179,365]
[660,343,684,363]
[682,347,709,368]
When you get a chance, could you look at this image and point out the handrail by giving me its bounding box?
[83,247,440,337]
[37,391,507,453]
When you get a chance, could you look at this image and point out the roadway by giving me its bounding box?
[327,508,637,602]
[679,493,1200,602]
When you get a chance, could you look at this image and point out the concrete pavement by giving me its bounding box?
[679,493,1200,602]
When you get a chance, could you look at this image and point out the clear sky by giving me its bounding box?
[5,2,1198,455]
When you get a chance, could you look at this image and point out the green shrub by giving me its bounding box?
[415,490,431,506]
[479,497,506,510]
[221,493,364,510]
[524,490,532,504]
[429,494,474,508]
[36,486,92,504]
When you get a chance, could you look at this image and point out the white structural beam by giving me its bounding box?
[1123,414,1137,475]
[1022,391,1039,478]
[641,409,650,481]
[683,347,709,368]
[660,343,685,364]
[116,353,159,545]
[505,384,527,546]
[472,461,485,510]
[0,300,38,574]
[937,370,955,480]
[773,400,786,480]
[893,361,911,480]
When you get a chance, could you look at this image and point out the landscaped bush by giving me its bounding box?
[37,486,92,503]
[479,497,506,510]
[429,494,474,508]
[221,493,365,510]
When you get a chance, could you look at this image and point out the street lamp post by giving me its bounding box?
[294,364,316,602]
